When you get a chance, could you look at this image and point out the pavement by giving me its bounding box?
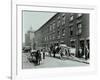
[66,55,90,64]
[46,52,90,64]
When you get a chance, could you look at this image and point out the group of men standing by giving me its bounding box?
[32,49,46,66]
[49,44,61,57]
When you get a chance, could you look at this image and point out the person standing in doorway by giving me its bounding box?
[85,45,89,60]
[78,47,82,58]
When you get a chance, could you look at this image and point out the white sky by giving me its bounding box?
[23,11,56,43]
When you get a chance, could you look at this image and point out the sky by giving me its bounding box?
[23,11,56,43]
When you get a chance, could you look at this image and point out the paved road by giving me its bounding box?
[22,52,89,69]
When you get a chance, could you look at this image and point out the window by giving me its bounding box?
[57,30,60,39]
[76,19,82,24]
[50,34,54,40]
[48,36,50,40]
[77,23,82,35]
[52,22,55,32]
[70,16,74,21]
[50,24,52,31]
[62,28,65,37]
[77,13,82,17]
[49,35,51,40]
[71,41,75,48]
[70,26,73,36]
[47,36,48,41]
[57,16,60,27]
[70,13,74,21]
[53,34,55,40]
[62,14,66,25]
[45,36,46,41]
[51,35,52,40]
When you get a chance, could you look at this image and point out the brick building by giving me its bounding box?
[34,12,89,57]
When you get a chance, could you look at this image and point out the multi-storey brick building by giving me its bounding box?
[34,12,89,58]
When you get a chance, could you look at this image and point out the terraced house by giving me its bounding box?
[34,12,89,58]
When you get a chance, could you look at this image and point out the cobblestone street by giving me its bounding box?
[22,52,89,69]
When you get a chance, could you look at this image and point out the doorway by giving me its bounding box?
[79,40,85,57]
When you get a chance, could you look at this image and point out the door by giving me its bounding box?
[80,40,85,57]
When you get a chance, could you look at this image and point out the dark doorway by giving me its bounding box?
[86,40,90,49]
[79,40,85,57]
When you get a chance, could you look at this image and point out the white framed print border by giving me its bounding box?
[11,1,97,80]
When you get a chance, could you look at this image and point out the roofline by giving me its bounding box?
[34,13,59,33]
